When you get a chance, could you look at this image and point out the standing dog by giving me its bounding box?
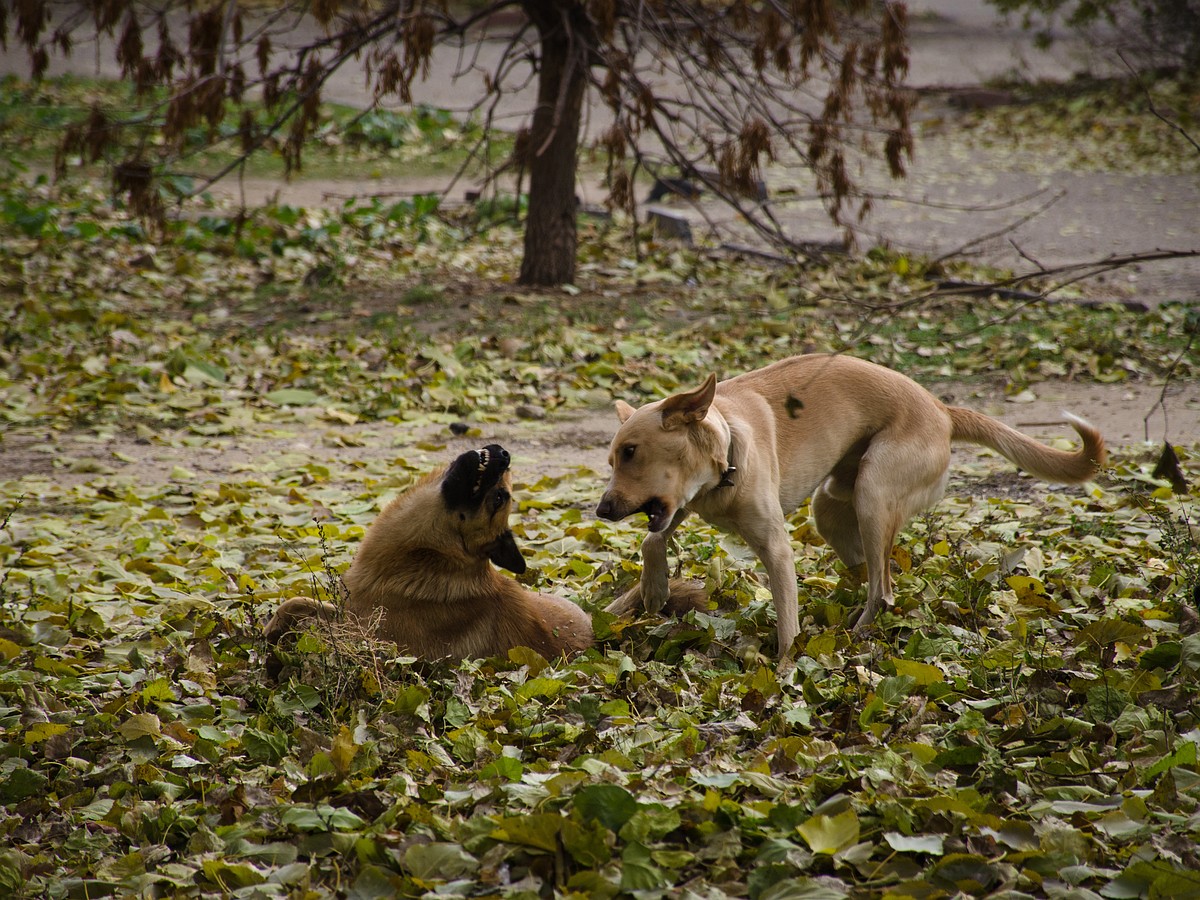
[596,354,1106,655]
[265,445,593,660]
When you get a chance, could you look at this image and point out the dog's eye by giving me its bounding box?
[491,488,509,512]
[621,444,636,462]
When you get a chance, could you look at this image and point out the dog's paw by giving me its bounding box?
[850,597,886,634]
[606,578,701,618]
[641,578,672,615]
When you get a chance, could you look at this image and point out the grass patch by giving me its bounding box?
[950,71,1200,173]
[0,73,514,184]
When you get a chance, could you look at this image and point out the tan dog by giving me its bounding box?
[596,354,1107,655]
[265,445,593,660]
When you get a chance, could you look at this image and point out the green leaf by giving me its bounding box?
[281,804,367,832]
[0,767,48,803]
[797,808,859,855]
[1105,859,1200,900]
[515,676,567,701]
[492,813,562,852]
[560,818,612,868]
[118,712,162,741]
[1180,633,1200,675]
[748,863,793,900]
[619,805,681,844]
[1139,641,1182,670]
[1074,618,1147,649]
[574,784,638,832]
[183,359,226,384]
[266,388,324,406]
[620,842,666,892]
[884,832,945,855]
[349,865,401,900]
[1141,739,1198,784]
[402,842,477,881]
[929,853,1002,892]
[479,756,523,781]
[243,727,289,765]
[200,860,266,889]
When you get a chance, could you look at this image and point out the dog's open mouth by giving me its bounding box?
[639,498,670,532]
[442,444,510,509]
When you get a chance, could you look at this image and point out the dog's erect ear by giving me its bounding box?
[485,530,527,574]
[615,400,636,424]
[660,374,717,430]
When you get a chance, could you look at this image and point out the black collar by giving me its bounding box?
[717,438,737,488]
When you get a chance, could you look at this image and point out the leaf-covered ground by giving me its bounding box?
[3,102,1200,898]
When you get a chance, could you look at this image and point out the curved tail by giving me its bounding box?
[948,407,1106,483]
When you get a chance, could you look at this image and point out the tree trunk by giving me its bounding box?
[518,2,588,286]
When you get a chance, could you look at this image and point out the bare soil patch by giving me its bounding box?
[4,377,1194,496]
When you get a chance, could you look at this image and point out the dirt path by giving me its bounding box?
[4,378,1196,493]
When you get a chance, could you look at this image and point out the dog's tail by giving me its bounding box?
[948,407,1106,483]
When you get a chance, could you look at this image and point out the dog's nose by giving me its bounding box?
[596,498,615,520]
[481,444,510,468]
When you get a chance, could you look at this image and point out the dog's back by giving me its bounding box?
[713,354,951,510]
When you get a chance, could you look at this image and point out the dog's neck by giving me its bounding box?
[718,445,737,487]
[700,407,739,492]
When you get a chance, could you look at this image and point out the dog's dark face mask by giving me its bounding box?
[441,444,527,574]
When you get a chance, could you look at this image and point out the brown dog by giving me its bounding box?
[265,445,593,660]
[596,354,1107,655]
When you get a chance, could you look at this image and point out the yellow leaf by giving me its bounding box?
[1005,575,1046,599]
[0,637,21,661]
[322,407,358,425]
[25,722,69,745]
[798,808,859,854]
[118,713,162,741]
[892,658,944,686]
[331,726,359,775]
[508,645,549,677]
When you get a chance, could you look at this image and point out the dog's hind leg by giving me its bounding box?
[812,478,866,575]
[851,438,950,631]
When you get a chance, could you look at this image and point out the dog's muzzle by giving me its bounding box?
[597,495,670,532]
[442,444,510,509]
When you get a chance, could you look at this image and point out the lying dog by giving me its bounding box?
[264,445,594,660]
[596,354,1107,655]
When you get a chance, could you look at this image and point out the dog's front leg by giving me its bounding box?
[606,509,689,617]
[746,522,801,657]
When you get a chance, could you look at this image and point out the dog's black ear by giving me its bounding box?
[485,530,527,574]
[660,374,717,430]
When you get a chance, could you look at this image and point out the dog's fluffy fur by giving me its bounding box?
[597,354,1107,655]
[264,445,594,660]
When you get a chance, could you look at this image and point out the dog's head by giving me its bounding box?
[596,375,725,532]
[439,444,526,573]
